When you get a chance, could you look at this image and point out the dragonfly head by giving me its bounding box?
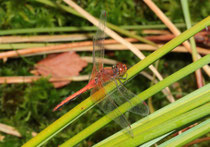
[114,63,127,76]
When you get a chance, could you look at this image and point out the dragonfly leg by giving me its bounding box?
[119,73,128,80]
[113,78,119,88]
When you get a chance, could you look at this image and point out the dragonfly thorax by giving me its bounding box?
[112,63,127,77]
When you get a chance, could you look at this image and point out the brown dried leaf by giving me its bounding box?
[34,52,87,88]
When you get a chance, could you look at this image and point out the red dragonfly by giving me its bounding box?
[53,63,127,111]
[53,11,149,135]
[53,11,127,112]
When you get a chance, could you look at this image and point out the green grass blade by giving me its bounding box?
[35,0,81,17]
[106,22,157,47]
[23,17,210,147]
[0,26,96,35]
[159,119,210,147]
[114,103,210,147]
[139,131,174,147]
[0,24,188,35]
[181,0,199,61]
[94,84,210,146]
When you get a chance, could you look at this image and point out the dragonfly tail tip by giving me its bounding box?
[52,108,57,112]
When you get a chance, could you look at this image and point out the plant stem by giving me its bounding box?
[181,0,204,88]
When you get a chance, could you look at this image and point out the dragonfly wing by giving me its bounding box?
[115,80,149,116]
[90,10,106,95]
[93,10,106,70]
[90,11,106,79]
[98,87,133,136]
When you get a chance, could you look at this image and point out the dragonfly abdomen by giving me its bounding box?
[53,80,96,111]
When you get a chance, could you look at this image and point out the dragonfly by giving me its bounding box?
[53,10,149,136]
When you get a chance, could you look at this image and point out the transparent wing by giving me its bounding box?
[97,79,149,136]
[115,79,149,116]
[97,83,133,136]
[90,10,106,85]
